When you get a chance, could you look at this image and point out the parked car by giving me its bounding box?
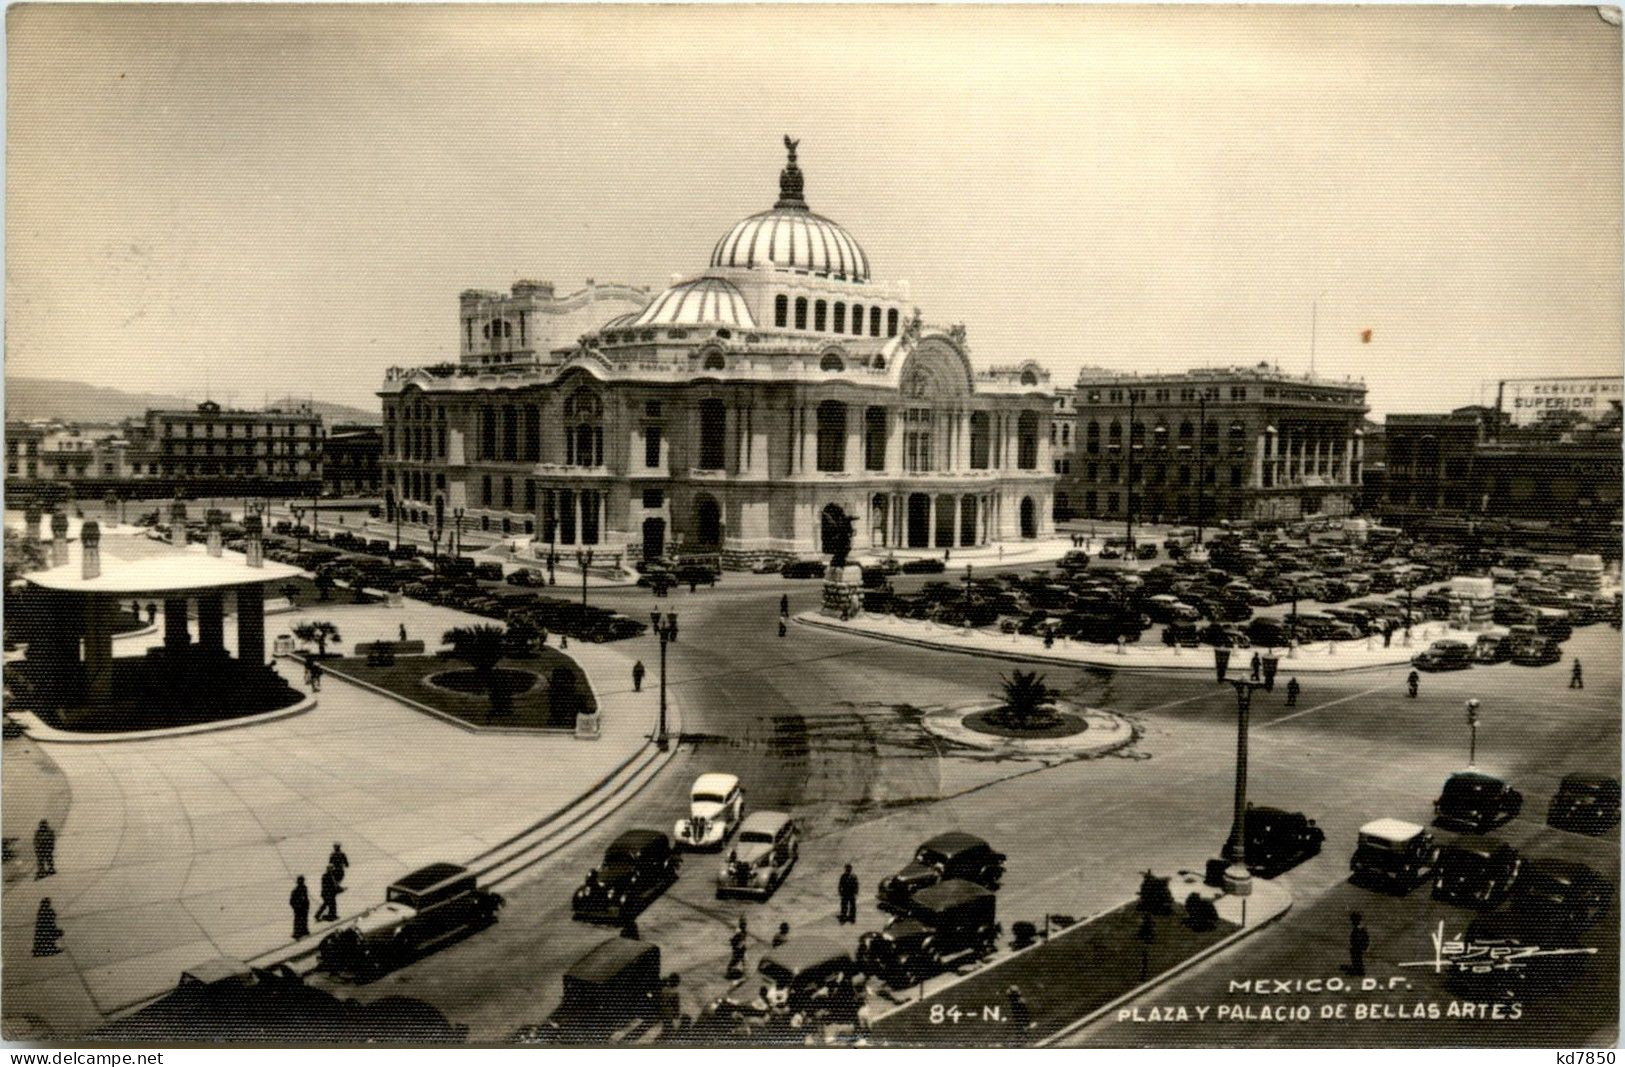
[1472,632,1514,664]
[473,561,504,581]
[1547,773,1622,836]
[1509,858,1613,934]
[513,938,664,1045]
[1511,635,1562,667]
[1450,909,1593,999]
[317,863,503,976]
[675,563,718,587]
[1432,836,1523,908]
[1412,639,1474,672]
[716,811,799,899]
[877,832,1005,911]
[573,830,681,923]
[781,559,827,579]
[756,938,862,1017]
[96,959,352,1042]
[1240,805,1325,878]
[1135,543,1159,560]
[674,773,744,850]
[857,879,1000,988]
[1434,772,1523,833]
[506,568,544,587]
[900,558,947,575]
[1349,818,1439,893]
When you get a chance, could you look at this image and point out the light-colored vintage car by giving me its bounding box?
[717,811,799,898]
[675,772,744,850]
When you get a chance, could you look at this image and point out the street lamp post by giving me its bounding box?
[453,507,465,560]
[1222,678,1265,897]
[548,515,559,585]
[291,505,306,559]
[650,611,678,751]
[577,547,593,606]
[429,526,442,575]
[1465,698,1481,769]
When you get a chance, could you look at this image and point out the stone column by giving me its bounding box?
[844,414,862,474]
[959,412,972,473]
[164,597,190,652]
[169,499,188,548]
[1343,437,1354,483]
[951,495,962,547]
[197,592,226,652]
[724,405,738,474]
[929,496,939,547]
[50,512,70,568]
[82,598,114,706]
[1253,435,1266,487]
[237,585,266,670]
[81,520,101,580]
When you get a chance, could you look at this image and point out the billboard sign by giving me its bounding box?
[1502,376,1623,426]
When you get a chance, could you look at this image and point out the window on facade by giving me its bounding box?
[833,303,846,333]
[502,477,514,508]
[1230,466,1243,488]
[794,297,808,330]
[850,304,864,336]
[820,352,844,372]
[1086,421,1100,454]
[869,307,881,337]
[1229,421,1246,453]
[1204,421,1220,456]
[480,406,497,460]
[814,300,827,332]
[698,398,726,470]
[969,411,991,469]
[524,406,541,461]
[645,425,663,469]
[564,389,603,467]
[887,309,899,337]
[775,295,788,327]
[1108,421,1122,446]
[642,487,664,508]
[816,400,847,473]
[702,350,726,371]
[481,475,492,506]
[904,408,935,473]
[864,406,887,471]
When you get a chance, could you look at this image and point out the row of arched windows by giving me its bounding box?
[774,294,900,339]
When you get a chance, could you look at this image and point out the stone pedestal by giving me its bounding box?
[575,709,602,740]
[820,564,863,618]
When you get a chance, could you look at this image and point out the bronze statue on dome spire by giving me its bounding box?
[775,135,808,211]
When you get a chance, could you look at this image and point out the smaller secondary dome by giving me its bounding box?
[631,277,756,329]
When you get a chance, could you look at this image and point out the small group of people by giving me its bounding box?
[303,658,325,692]
[290,842,350,940]
[30,820,64,954]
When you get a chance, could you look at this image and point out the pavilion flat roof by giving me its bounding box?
[24,540,300,596]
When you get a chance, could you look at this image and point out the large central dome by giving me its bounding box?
[709,138,871,283]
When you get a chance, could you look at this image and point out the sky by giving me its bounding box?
[6,4,1621,418]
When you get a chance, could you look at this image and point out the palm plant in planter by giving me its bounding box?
[995,669,1058,730]
[443,624,511,718]
[291,620,341,658]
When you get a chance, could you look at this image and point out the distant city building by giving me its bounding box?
[322,424,382,497]
[1063,364,1369,525]
[1051,388,1075,519]
[379,140,1056,562]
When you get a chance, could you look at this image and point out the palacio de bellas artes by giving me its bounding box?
[379,138,1059,568]
[2,4,1622,1058]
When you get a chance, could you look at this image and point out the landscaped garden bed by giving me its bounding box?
[327,647,593,730]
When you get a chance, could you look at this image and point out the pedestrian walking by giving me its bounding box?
[778,619,787,639]
[837,864,859,924]
[1571,659,1584,689]
[309,660,323,692]
[290,876,311,939]
[727,917,749,979]
[772,921,790,947]
[1347,911,1370,977]
[317,865,343,922]
[1407,670,1419,699]
[33,819,55,878]
[327,842,349,886]
[399,623,408,643]
[1383,624,1392,648]
[1285,677,1301,708]
[1005,985,1032,1034]
[33,898,63,957]
[780,594,790,618]
[633,660,646,692]
[146,602,158,625]
[1250,653,1261,681]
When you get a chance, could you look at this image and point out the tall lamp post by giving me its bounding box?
[1222,678,1265,897]
[453,507,465,559]
[428,525,442,575]
[1465,699,1481,769]
[547,515,559,585]
[650,611,678,751]
[291,504,306,559]
[577,547,593,606]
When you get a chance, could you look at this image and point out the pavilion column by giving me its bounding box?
[951,495,962,547]
[164,598,190,652]
[197,592,226,653]
[237,585,266,670]
[801,405,816,475]
[82,598,114,706]
[1253,435,1266,487]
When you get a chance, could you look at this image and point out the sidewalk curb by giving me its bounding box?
[12,693,318,745]
[293,654,580,736]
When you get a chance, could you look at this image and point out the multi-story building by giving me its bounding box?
[379,140,1056,563]
[322,424,383,497]
[1065,364,1369,524]
[1051,388,1076,520]
[7,423,132,482]
[132,401,323,482]
[1381,407,1496,513]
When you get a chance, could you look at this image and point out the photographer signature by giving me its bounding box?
[1398,920,1598,974]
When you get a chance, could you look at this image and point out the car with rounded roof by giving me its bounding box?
[512,938,664,1045]
[1510,858,1614,934]
[1350,818,1439,893]
[1432,835,1522,908]
[573,830,681,923]
[1547,773,1621,835]
[857,879,1000,988]
[1434,771,1523,833]
[674,773,744,850]
[716,810,798,899]
[877,832,1005,912]
[1240,805,1325,878]
[1413,639,1475,672]
[756,937,861,1017]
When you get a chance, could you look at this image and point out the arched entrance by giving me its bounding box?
[906,493,930,548]
[642,516,666,561]
[695,494,722,548]
[819,503,850,555]
[1020,496,1037,539]
[960,496,978,547]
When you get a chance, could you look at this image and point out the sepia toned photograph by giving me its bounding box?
[1,2,1620,1052]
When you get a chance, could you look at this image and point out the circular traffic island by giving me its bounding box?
[923,699,1135,758]
[962,706,1090,740]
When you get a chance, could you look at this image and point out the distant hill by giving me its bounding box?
[4,377,379,426]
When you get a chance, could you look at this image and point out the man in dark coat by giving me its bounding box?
[633,660,646,693]
[309,660,323,692]
[328,843,349,886]
[837,864,860,925]
[1250,653,1262,681]
[33,819,56,878]
[317,866,343,922]
[1348,911,1370,976]
[290,876,311,939]
[780,594,790,618]
[778,619,787,639]
[1285,677,1301,708]
[1407,670,1419,699]
[727,917,749,980]
[33,898,63,956]
[1571,659,1584,689]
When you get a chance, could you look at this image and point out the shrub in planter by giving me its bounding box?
[1137,870,1174,916]
[1184,893,1220,932]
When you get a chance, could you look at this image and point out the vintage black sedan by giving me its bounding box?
[876,832,1005,912]
[858,879,1000,988]
[1349,818,1439,894]
[1433,771,1523,833]
[1240,805,1325,878]
[318,863,503,977]
[512,938,664,1045]
[1432,835,1522,908]
[1509,858,1614,935]
[572,829,681,924]
[1546,773,1622,835]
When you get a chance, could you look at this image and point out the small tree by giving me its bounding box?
[996,670,1056,730]
[443,624,510,718]
[1137,870,1174,916]
[314,572,335,602]
[292,620,341,657]
[1184,893,1219,932]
